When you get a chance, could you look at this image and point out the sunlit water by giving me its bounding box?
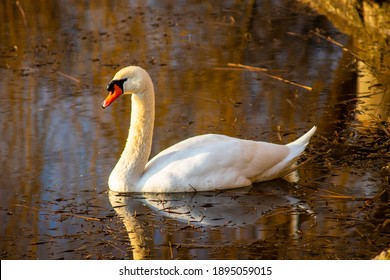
[0,0,388,259]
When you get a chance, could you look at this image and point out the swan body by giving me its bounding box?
[102,66,316,193]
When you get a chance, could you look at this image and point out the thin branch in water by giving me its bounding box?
[316,194,368,201]
[57,71,81,83]
[61,213,102,222]
[226,63,312,91]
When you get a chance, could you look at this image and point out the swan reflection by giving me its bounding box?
[108,181,315,259]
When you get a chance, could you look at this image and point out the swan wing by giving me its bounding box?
[139,134,290,192]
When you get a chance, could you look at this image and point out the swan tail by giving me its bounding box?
[287,126,317,147]
[275,126,316,182]
[252,126,317,182]
[285,125,317,160]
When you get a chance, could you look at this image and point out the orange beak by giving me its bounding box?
[102,84,123,108]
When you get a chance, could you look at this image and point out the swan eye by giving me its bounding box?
[107,78,127,92]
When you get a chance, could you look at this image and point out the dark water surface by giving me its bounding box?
[1,0,388,259]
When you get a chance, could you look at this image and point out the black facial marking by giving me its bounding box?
[106,78,127,92]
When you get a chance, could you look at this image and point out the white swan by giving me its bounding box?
[102,66,316,193]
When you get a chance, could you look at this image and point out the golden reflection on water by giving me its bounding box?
[0,0,388,259]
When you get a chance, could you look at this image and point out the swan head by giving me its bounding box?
[102,66,149,108]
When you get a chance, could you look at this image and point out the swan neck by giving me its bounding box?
[116,84,155,185]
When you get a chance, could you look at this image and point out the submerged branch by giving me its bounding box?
[225,63,313,91]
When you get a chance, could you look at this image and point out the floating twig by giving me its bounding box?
[316,195,368,201]
[57,71,81,83]
[313,186,389,202]
[61,213,102,222]
[225,63,313,91]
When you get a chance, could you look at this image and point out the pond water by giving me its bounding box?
[0,0,388,259]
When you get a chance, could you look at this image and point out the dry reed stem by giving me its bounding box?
[57,71,81,83]
[316,195,368,200]
[226,63,313,91]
